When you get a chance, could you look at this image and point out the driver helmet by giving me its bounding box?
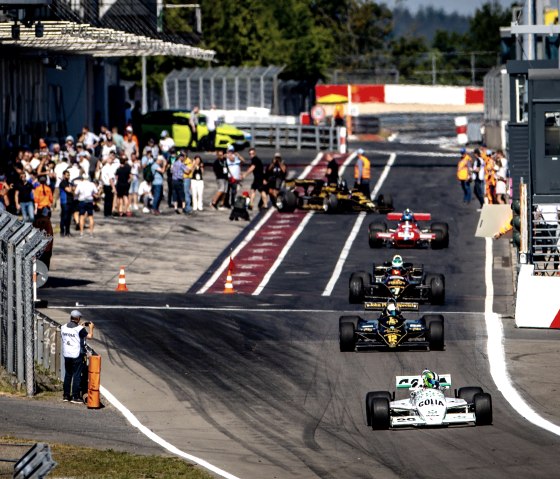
[391,254,403,269]
[402,208,414,222]
[385,298,398,317]
[421,369,440,389]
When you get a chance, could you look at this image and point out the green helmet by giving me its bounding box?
[421,369,439,389]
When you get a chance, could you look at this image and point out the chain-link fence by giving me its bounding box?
[0,211,51,396]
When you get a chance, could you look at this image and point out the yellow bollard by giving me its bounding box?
[87,355,101,409]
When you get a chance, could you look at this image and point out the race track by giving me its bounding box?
[43,128,560,478]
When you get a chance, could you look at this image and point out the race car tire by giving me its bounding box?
[428,274,445,305]
[376,193,393,210]
[349,273,365,304]
[370,398,391,430]
[431,222,449,249]
[276,190,297,213]
[339,315,360,330]
[457,386,484,404]
[425,315,444,351]
[474,392,493,425]
[339,322,356,352]
[368,222,387,248]
[323,193,338,213]
[365,391,392,426]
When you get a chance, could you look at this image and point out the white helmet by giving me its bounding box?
[392,255,403,268]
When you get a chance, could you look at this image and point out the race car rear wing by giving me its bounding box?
[386,212,432,221]
[364,301,419,311]
[396,374,452,389]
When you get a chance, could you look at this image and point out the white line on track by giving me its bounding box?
[484,237,560,436]
[322,152,396,296]
[196,152,324,294]
[99,386,241,479]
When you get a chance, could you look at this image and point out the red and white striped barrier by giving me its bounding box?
[515,264,560,328]
[454,116,468,145]
[338,126,347,153]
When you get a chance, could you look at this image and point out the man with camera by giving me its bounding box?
[61,310,94,404]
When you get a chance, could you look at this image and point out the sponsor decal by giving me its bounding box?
[418,399,444,407]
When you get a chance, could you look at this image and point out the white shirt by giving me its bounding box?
[101,143,117,161]
[61,323,85,359]
[206,109,218,132]
[226,156,241,180]
[82,131,99,149]
[101,163,116,186]
[68,164,82,183]
[54,161,69,187]
[159,137,175,153]
[79,158,90,176]
[138,180,152,196]
[74,180,98,202]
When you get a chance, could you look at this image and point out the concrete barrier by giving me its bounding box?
[515,264,560,328]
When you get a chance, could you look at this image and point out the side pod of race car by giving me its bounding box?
[369,210,449,249]
[365,373,493,429]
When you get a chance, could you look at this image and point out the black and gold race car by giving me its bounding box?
[339,301,444,352]
[275,179,393,214]
[348,258,445,305]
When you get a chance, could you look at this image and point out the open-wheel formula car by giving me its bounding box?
[348,254,445,305]
[365,370,493,429]
[276,178,393,214]
[339,300,444,352]
[368,208,449,249]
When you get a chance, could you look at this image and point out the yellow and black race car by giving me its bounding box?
[276,179,393,214]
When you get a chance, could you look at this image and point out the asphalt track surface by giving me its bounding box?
[35,135,560,478]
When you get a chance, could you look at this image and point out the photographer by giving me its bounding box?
[265,152,286,204]
[61,310,94,404]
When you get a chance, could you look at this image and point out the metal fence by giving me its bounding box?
[0,212,51,396]
[241,124,342,151]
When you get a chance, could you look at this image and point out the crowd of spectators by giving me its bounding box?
[0,125,292,238]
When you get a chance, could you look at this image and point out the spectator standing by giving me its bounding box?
[354,148,371,197]
[115,156,132,217]
[225,146,244,208]
[33,206,54,269]
[189,106,200,148]
[59,169,74,236]
[151,155,166,215]
[182,152,194,214]
[76,143,91,178]
[471,148,485,209]
[191,155,204,211]
[63,136,76,160]
[325,153,339,185]
[484,149,497,204]
[159,130,175,160]
[333,103,345,127]
[265,152,287,205]
[80,125,99,156]
[166,148,177,208]
[142,138,159,159]
[123,126,139,161]
[129,153,141,211]
[0,175,10,212]
[171,152,187,214]
[206,105,218,150]
[61,310,94,404]
[34,175,53,215]
[101,134,117,163]
[67,157,83,183]
[111,127,124,151]
[74,174,99,236]
[211,150,228,210]
[14,173,35,222]
[241,147,268,210]
[494,156,508,205]
[456,148,472,204]
[101,153,117,217]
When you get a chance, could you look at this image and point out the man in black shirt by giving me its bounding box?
[211,150,228,209]
[242,147,269,210]
[325,153,339,185]
[115,156,132,216]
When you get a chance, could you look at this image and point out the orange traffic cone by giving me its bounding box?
[223,268,235,294]
[115,266,129,292]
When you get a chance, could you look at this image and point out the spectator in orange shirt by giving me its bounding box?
[34,175,53,215]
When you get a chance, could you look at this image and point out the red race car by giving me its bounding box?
[368,209,449,249]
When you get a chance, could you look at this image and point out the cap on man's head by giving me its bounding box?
[357,148,364,155]
[161,130,168,138]
[274,152,282,158]
[65,135,74,143]
[76,142,84,147]
[70,310,82,319]
[227,144,235,152]
[460,147,466,154]
[126,126,133,133]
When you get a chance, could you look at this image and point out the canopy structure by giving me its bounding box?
[0,20,215,59]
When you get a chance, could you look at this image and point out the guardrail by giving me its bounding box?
[238,124,341,150]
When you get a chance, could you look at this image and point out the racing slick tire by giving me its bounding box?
[474,392,493,425]
[424,314,444,351]
[457,386,484,404]
[430,222,449,249]
[376,193,393,211]
[368,222,387,248]
[370,398,391,430]
[425,273,445,305]
[349,271,370,304]
[276,190,297,213]
[323,193,339,213]
[366,391,392,426]
[339,322,356,352]
[339,315,360,331]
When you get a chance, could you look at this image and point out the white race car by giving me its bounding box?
[365,372,493,429]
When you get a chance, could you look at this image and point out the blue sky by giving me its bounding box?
[382,0,518,16]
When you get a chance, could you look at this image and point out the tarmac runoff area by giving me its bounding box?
[16,145,560,474]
